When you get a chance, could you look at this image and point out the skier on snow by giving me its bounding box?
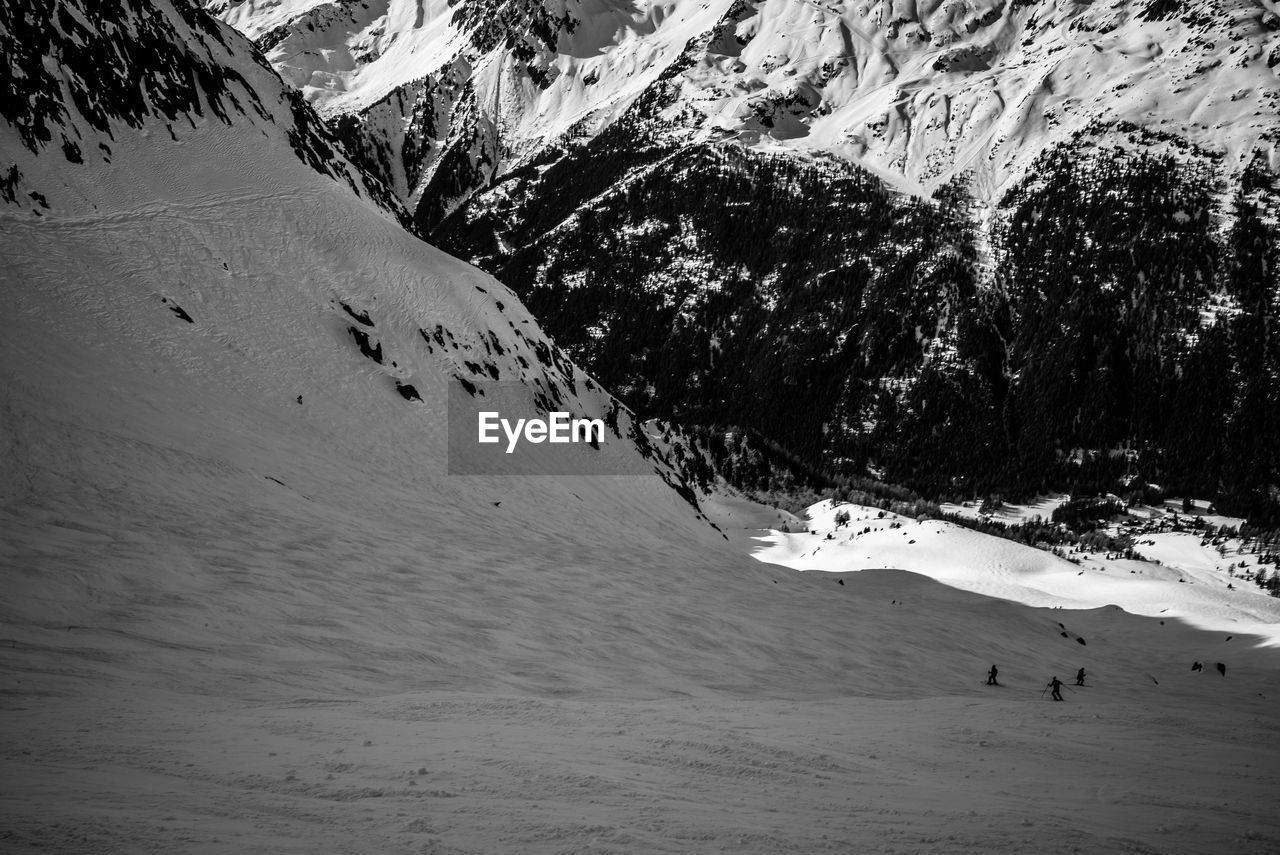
[987,665,999,686]
[1048,676,1064,701]
[1075,667,1086,686]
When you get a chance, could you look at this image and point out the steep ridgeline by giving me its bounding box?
[0,0,404,217]
[215,0,1280,515]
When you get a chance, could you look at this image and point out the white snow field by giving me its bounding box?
[3,13,1280,855]
[756,500,1280,645]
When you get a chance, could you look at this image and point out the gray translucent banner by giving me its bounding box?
[447,379,657,476]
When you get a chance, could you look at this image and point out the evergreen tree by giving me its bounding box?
[1222,190,1279,518]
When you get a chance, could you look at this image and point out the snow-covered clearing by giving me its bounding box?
[755,501,1280,646]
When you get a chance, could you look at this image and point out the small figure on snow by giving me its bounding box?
[1048,676,1064,701]
[1075,667,1086,686]
[1191,661,1203,672]
[1216,662,1227,677]
[986,665,999,686]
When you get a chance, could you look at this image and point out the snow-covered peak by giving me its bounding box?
[680,0,1280,193]
[209,0,469,108]
[212,0,1280,202]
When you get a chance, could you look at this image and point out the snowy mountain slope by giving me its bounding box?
[5,4,1280,852]
[678,0,1280,192]
[213,0,1280,208]
[11,0,1236,708]
[0,1,739,697]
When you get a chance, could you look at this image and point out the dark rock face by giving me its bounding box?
[1,0,266,154]
[446,0,577,81]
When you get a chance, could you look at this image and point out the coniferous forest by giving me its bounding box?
[434,121,1280,525]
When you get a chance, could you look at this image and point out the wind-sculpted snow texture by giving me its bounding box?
[216,0,1280,510]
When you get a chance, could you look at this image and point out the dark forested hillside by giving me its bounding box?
[991,139,1279,519]
[434,121,1280,520]
[433,130,976,476]
[209,0,1280,520]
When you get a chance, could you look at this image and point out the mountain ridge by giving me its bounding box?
[211,0,1280,209]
